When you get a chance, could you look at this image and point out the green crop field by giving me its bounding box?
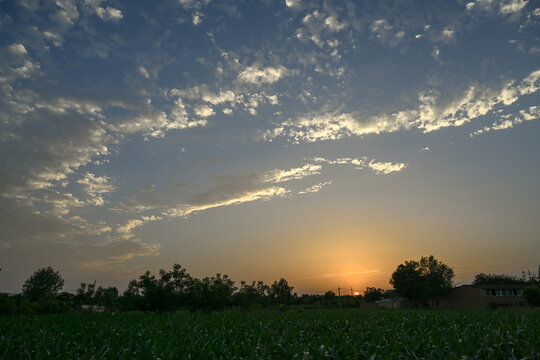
[1,309,539,359]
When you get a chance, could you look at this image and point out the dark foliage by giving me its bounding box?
[473,267,540,285]
[363,287,385,303]
[21,267,64,301]
[390,255,454,308]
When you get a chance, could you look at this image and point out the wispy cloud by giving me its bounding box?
[470,105,540,137]
[262,68,540,143]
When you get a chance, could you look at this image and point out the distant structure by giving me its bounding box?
[376,284,538,310]
[438,284,530,309]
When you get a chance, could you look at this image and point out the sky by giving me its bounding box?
[1,0,539,294]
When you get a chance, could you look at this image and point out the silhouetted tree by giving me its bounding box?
[122,264,194,312]
[76,281,97,305]
[473,273,523,285]
[390,255,454,308]
[22,266,64,301]
[474,267,540,285]
[190,274,236,311]
[94,286,119,309]
[363,287,384,303]
[234,280,270,308]
[270,278,294,305]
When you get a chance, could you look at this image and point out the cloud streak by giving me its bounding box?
[262,68,540,143]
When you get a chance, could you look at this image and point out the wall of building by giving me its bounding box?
[439,285,528,310]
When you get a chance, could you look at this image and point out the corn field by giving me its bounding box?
[1,309,539,359]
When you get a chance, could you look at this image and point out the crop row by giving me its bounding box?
[1,309,539,359]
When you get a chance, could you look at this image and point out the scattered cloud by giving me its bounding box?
[285,0,301,8]
[262,68,540,143]
[194,104,215,118]
[298,181,332,195]
[324,15,345,32]
[77,172,116,206]
[470,106,540,137]
[237,64,290,84]
[368,160,407,174]
[500,0,529,14]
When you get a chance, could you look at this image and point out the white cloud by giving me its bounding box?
[194,104,215,118]
[441,28,455,42]
[298,181,332,195]
[84,0,123,22]
[466,0,529,14]
[470,106,540,137]
[192,12,202,25]
[314,157,367,168]
[500,0,528,14]
[285,0,301,8]
[165,187,288,218]
[118,215,162,236]
[324,15,345,32]
[263,164,322,183]
[8,44,28,56]
[115,162,321,233]
[95,6,123,21]
[237,65,290,84]
[370,19,393,39]
[55,0,80,26]
[138,66,150,79]
[77,172,115,206]
[262,68,540,143]
[368,160,407,174]
[202,90,236,105]
[369,19,405,46]
[432,47,442,63]
[518,69,540,95]
[115,97,207,138]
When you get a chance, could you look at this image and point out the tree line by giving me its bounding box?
[0,264,389,315]
[1,256,539,315]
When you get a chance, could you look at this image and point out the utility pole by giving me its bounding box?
[350,287,353,296]
[338,287,342,307]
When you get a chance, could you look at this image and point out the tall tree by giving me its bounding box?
[22,266,64,301]
[270,278,294,305]
[390,255,454,308]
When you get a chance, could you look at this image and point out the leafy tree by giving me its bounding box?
[324,290,337,299]
[390,255,454,308]
[22,266,64,301]
[473,267,540,285]
[270,278,294,305]
[389,260,427,305]
[419,255,455,306]
[473,273,524,285]
[76,281,97,305]
[94,286,119,309]
[122,264,194,312]
[363,287,384,303]
[234,280,269,308]
[190,274,237,311]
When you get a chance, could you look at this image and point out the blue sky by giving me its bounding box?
[1,0,539,293]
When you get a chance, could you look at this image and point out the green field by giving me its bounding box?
[1,309,539,359]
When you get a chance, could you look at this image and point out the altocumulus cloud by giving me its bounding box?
[262,68,540,143]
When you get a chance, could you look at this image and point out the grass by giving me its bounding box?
[1,309,539,359]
